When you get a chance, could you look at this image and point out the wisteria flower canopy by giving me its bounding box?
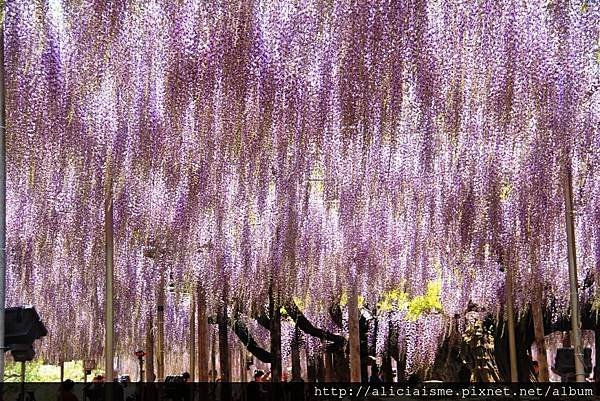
[2,0,599,368]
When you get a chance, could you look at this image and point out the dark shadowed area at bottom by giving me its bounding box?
[0,382,599,401]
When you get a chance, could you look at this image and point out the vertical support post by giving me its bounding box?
[529,239,549,382]
[20,361,25,400]
[306,353,317,382]
[197,287,209,382]
[323,351,333,382]
[0,18,8,383]
[218,302,230,382]
[157,269,165,382]
[348,280,361,382]
[532,282,550,381]
[218,301,231,401]
[145,316,155,382]
[189,293,195,382]
[291,327,301,381]
[138,356,144,382]
[269,288,282,383]
[563,166,585,382]
[210,332,216,382]
[230,343,235,382]
[239,347,246,382]
[60,360,64,382]
[105,176,114,388]
[505,261,518,382]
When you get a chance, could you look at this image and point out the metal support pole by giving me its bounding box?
[105,176,115,393]
[0,17,8,383]
[563,166,585,382]
[505,261,518,382]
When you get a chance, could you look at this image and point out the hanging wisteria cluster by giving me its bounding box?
[3,0,600,369]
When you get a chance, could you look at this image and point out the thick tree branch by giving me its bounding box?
[285,301,346,348]
[253,310,272,330]
[229,318,272,363]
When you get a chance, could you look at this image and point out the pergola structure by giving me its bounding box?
[0,0,598,384]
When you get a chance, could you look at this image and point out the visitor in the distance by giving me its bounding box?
[369,366,383,383]
[58,379,78,401]
[248,370,266,401]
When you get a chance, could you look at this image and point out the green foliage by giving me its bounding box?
[376,288,409,312]
[339,293,365,308]
[375,280,443,320]
[406,281,443,320]
[500,181,512,201]
[4,360,102,382]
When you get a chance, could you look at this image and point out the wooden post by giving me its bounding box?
[189,294,196,382]
[291,328,302,381]
[20,361,25,398]
[197,287,209,382]
[157,269,165,382]
[239,347,246,382]
[307,354,317,382]
[210,332,216,382]
[505,260,518,382]
[218,303,230,381]
[323,351,333,382]
[269,289,282,382]
[146,316,155,382]
[563,166,586,382]
[230,343,235,382]
[60,360,64,382]
[104,176,114,393]
[218,302,231,401]
[397,341,407,382]
[383,323,393,382]
[595,328,600,378]
[196,293,209,401]
[333,348,350,382]
[348,281,361,382]
[531,282,550,381]
[527,238,549,382]
[316,353,325,382]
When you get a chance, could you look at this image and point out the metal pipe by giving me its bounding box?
[0,18,8,383]
[563,166,585,382]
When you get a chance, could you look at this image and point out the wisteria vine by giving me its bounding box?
[2,0,599,372]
